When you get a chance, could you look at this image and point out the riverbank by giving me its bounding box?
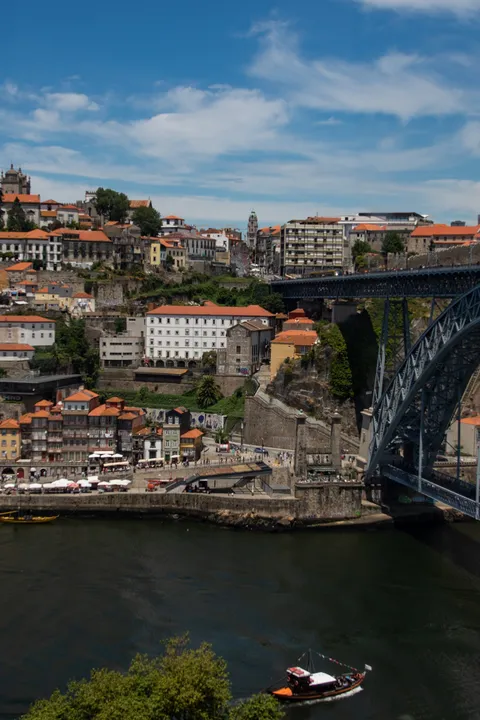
[0,490,466,531]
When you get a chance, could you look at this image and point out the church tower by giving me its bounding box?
[247,210,258,249]
[1,165,31,195]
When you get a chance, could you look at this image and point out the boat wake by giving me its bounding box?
[290,685,363,707]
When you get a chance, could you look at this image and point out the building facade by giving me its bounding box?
[0,418,21,460]
[145,302,274,366]
[247,210,258,249]
[280,217,344,276]
[407,224,480,255]
[217,321,273,376]
[0,315,55,347]
[0,194,41,227]
[1,165,31,195]
[270,329,319,380]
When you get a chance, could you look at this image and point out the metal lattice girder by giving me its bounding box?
[367,284,480,479]
[383,465,479,519]
[272,266,480,300]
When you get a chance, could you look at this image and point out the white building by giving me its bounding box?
[145,302,274,366]
[0,193,41,228]
[0,315,55,347]
[162,215,186,234]
[0,229,62,270]
[0,343,35,360]
[56,204,80,226]
[200,229,230,252]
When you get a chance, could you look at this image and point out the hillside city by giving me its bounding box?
[0,163,477,497]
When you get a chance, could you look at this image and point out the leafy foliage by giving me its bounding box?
[351,239,371,260]
[316,322,353,400]
[94,188,130,224]
[201,350,217,372]
[7,197,35,231]
[22,636,284,720]
[165,253,174,271]
[196,375,223,408]
[381,231,404,256]
[132,205,162,237]
[114,317,127,334]
[30,317,99,386]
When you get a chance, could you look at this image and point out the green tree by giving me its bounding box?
[94,188,130,224]
[21,636,284,720]
[196,375,223,408]
[132,205,162,237]
[352,239,371,260]
[114,317,127,334]
[316,322,353,400]
[381,231,404,257]
[6,197,35,231]
[201,350,217,372]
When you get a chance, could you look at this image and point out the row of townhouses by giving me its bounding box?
[0,391,203,464]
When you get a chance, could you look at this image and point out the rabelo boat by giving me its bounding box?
[267,650,371,703]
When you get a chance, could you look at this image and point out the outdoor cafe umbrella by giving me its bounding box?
[110,479,131,486]
[112,453,123,459]
[78,480,92,489]
[28,483,42,490]
[18,483,30,490]
[4,483,15,489]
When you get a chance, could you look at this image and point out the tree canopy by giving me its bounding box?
[94,188,130,224]
[351,239,371,261]
[132,205,162,237]
[31,317,99,387]
[196,375,223,408]
[6,197,35,231]
[22,636,284,720]
[381,231,404,256]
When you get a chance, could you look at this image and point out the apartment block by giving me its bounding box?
[280,217,344,276]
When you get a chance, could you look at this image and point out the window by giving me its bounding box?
[167,318,171,324]
[175,319,179,325]
[236,345,241,354]
[185,319,189,325]
[195,319,199,325]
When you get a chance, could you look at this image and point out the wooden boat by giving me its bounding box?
[0,514,58,524]
[267,650,371,704]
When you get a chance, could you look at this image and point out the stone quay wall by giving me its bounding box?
[0,482,363,528]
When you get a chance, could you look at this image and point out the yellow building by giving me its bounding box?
[150,238,186,270]
[0,418,21,460]
[180,429,204,461]
[270,329,318,380]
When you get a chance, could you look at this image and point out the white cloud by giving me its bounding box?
[354,0,480,15]
[131,87,288,162]
[249,21,470,120]
[44,92,98,112]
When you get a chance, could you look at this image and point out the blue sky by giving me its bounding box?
[3,0,480,228]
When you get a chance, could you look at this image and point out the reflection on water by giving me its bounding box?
[0,519,480,719]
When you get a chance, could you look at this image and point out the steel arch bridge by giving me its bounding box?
[366,284,480,519]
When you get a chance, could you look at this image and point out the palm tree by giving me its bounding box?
[196,375,222,408]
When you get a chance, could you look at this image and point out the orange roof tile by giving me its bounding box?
[284,317,314,325]
[16,280,38,287]
[6,262,33,272]
[173,407,188,414]
[181,429,204,439]
[129,200,150,208]
[2,194,40,204]
[354,224,387,232]
[31,410,50,418]
[118,412,139,420]
[0,343,34,351]
[0,232,31,240]
[65,389,99,402]
[26,229,50,239]
[106,397,124,403]
[35,400,53,407]
[148,304,273,318]
[42,199,60,205]
[272,330,318,346]
[460,416,480,425]
[164,215,184,220]
[410,224,480,238]
[0,315,52,323]
[40,210,57,217]
[54,229,110,242]
[88,404,120,417]
[36,287,50,294]
[73,292,93,299]
[19,413,32,424]
[0,418,20,430]
[59,204,80,211]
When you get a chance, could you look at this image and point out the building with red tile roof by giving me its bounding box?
[408,224,480,254]
[270,329,319,380]
[146,303,273,367]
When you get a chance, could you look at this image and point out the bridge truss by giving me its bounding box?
[367,285,480,519]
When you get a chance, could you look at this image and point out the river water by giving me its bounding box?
[1,519,480,720]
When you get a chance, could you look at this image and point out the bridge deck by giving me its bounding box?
[272,266,480,299]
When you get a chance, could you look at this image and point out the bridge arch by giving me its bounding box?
[367,285,480,478]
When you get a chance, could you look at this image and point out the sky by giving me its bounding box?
[2,0,480,229]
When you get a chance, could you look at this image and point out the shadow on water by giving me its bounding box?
[400,521,480,580]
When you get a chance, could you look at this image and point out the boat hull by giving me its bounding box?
[0,516,58,524]
[269,672,365,703]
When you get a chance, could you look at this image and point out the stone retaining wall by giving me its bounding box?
[0,482,362,527]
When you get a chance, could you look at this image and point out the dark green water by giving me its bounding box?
[1,519,480,720]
